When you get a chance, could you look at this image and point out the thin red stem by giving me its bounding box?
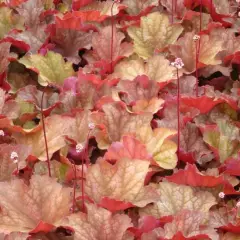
[110,2,116,73]
[195,42,199,97]
[199,0,203,32]
[210,0,213,15]
[81,155,85,212]
[177,69,180,154]
[195,0,203,97]
[70,161,77,213]
[41,88,51,177]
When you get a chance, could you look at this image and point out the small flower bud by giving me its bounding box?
[10,151,19,164]
[236,201,240,208]
[193,34,200,41]
[88,122,95,130]
[218,192,225,199]
[76,143,84,153]
[0,130,4,136]
[171,58,184,69]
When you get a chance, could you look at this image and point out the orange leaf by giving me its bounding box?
[85,157,159,207]
[0,175,71,233]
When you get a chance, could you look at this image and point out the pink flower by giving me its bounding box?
[88,122,95,130]
[10,152,19,164]
[76,143,84,153]
[171,58,184,69]
[218,192,225,199]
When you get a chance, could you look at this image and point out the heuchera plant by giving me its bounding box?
[1,0,240,239]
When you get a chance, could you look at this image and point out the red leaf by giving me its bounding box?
[98,197,134,212]
[166,164,224,187]
[72,0,94,10]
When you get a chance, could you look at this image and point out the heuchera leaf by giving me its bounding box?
[59,203,133,240]
[51,26,93,64]
[66,110,92,145]
[161,0,186,18]
[182,11,211,32]
[140,182,216,220]
[0,42,12,74]
[85,157,159,208]
[84,25,132,63]
[16,85,60,113]
[91,102,152,149]
[127,12,183,59]
[136,126,178,169]
[16,0,43,29]
[18,51,75,86]
[112,55,176,83]
[220,232,240,240]
[170,31,224,73]
[115,75,160,104]
[203,119,240,163]
[0,6,24,40]
[79,0,126,17]
[166,163,224,187]
[180,122,214,164]
[9,25,49,54]
[4,232,30,240]
[144,210,218,240]
[0,175,71,233]
[209,207,240,233]
[122,0,158,16]
[0,143,31,181]
[132,97,164,114]
[104,135,151,162]
[13,114,74,160]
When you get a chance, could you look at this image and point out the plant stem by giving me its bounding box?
[110,1,116,73]
[195,42,199,97]
[210,0,213,15]
[196,0,203,97]
[177,68,180,155]
[81,154,85,212]
[41,87,51,177]
[70,160,77,213]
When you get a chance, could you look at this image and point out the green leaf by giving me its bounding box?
[19,51,75,86]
